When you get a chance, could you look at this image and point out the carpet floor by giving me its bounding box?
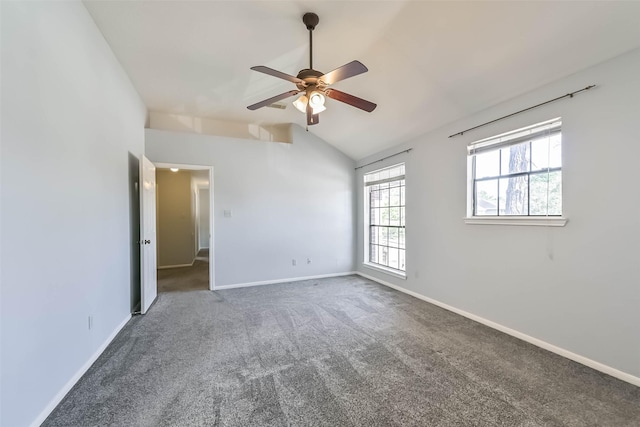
[43,275,639,426]
[157,249,209,293]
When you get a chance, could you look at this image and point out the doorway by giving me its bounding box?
[154,163,214,292]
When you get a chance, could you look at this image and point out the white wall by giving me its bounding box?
[145,125,356,287]
[149,111,293,144]
[198,189,210,250]
[0,2,147,426]
[356,48,640,380]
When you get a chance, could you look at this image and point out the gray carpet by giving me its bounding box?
[157,249,209,293]
[43,275,640,426]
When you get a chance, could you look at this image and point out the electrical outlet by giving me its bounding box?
[292,259,296,266]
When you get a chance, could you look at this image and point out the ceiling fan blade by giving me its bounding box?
[247,90,300,111]
[325,88,377,112]
[250,66,304,84]
[319,60,368,86]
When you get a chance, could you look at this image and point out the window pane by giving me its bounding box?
[548,171,562,215]
[389,207,400,226]
[380,208,390,226]
[370,190,380,208]
[500,142,530,175]
[389,247,399,270]
[531,138,550,171]
[379,187,390,207]
[370,208,380,225]
[400,207,405,226]
[379,227,389,246]
[549,135,562,168]
[475,179,498,216]
[369,244,378,264]
[530,171,562,215]
[370,226,378,244]
[474,150,500,178]
[390,186,400,206]
[530,134,561,171]
[399,249,406,271]
[400,185,405,206]
[380,246,389,267]
[398,228,405,249]
[389,227,399,248]
[499,176,529,215]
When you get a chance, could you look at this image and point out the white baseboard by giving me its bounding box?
[356,271,640,388]
[215,271,358,290]
[29,314,132,427]
[157,260,195,270]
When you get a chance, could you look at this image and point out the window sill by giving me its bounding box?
[464,216,568,227]
[363,262,407,280]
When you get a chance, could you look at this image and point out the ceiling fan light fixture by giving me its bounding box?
[312,104,326,114]
[309,91,325,109]
[293,92,326,114]
[293,95,308,113]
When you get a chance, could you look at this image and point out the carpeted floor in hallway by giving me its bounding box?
[157,249,209,293]
[43,275,640,426]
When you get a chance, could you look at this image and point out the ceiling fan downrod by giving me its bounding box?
[303,13,319,70]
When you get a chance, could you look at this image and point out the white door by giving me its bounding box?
[140,155,157,314]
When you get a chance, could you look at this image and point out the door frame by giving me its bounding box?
[154,162,215,291]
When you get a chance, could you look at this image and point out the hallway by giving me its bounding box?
[157,249,209,292]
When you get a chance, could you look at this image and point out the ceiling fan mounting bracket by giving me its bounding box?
[303,12,319,31]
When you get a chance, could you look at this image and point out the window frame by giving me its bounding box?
[465,118,568,227]
[363,163,407,278]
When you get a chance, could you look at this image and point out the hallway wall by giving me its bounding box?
[156,169,196,268]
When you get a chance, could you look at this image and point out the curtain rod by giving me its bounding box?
[355,148,412,170]
[448,85,596,139]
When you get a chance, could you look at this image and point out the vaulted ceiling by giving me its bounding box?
[84,1,640,160]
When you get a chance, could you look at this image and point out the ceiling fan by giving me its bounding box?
[247,12,377,126]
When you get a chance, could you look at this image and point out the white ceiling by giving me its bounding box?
[84,1,640,160]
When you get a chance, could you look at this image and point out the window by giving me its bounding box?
[468,118,562,218]
[364,163,405,275]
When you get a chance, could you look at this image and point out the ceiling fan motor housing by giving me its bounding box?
[295,68,324,91]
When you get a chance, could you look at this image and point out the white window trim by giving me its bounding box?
[464,216,568,227]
